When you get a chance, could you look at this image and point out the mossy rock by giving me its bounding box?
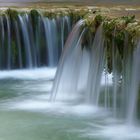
[5,9,19,20]
[0,7,140,72]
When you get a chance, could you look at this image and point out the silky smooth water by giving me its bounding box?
[0,68,140,140]
[0,13,71,70]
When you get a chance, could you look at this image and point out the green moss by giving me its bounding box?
[82,14,139,72]
[43,12,56,19]
[6,9,19,20]
[0,7,140,72]
[81,28,94,49]
[30,9,40,28]
[30,9,40,17]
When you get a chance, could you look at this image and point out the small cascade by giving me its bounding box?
[42,16,71,67]
[0,15,12,70]
[0,11,71,70]
[107,29,122,118]
[86,25,105,104]
[52,24,106,104]
[18,14,33,68]
[14,20,23,68]
[52,18,140,126]
[0,17,4,69]
[51,20,87,101]
[0,8,140,130]
[105,37,140,123]
[43,17,58,67]
[6,15,12,70]
[126,41,140,124]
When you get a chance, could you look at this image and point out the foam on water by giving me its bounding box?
[0,67,56,80]
[101,72,113,85]
[10,99,106,117]
[84,124,140,140]
[0,67,140,140]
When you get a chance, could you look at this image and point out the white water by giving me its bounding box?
[50,19,140,140]
[0,12,71,69]
[18,14,33,68]
[0,14,140,140]
[0,68,139,140]
[0,66,140,140]
[86,25,105,104]
[127,42,140,124]
[0,67,56,80]
[51,20,86,100]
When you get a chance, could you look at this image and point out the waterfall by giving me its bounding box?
[106,28,122,118]
[0,16,5,69]
[43,17,58,67]
[0,9,140,126]
[52,19,140,125]
[51,20,87,101]
[15,20,23,68]
[126,41,140,124]
[86,25,105,105]
[18,14,33,68]
[51,24,105,104]
[0,12,71,70]
[6,15,12,70]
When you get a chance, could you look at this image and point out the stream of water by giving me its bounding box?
[0,8,140,140]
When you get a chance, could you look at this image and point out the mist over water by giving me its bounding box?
[1,67,140,140]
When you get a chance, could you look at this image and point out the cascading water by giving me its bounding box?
[6,15,11,70]
[1,8,140,140]
[0,11,71,70]
[42,16,71,67]
[18,14,33,68]
[86,25,105,105]
[52,18,140,127]
[126,41,140,124]
[51,20,88,101]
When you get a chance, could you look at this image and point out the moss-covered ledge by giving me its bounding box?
[0,6,140,72]
[1,7,140,47]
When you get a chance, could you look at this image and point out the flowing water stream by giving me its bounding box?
[0,12,71,69]
[0,11,140,140]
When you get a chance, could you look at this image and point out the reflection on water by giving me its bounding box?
[0,68,140,140]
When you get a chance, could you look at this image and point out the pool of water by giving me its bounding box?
[0,68,140,140]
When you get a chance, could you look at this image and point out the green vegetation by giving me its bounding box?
[1,7,140,71]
